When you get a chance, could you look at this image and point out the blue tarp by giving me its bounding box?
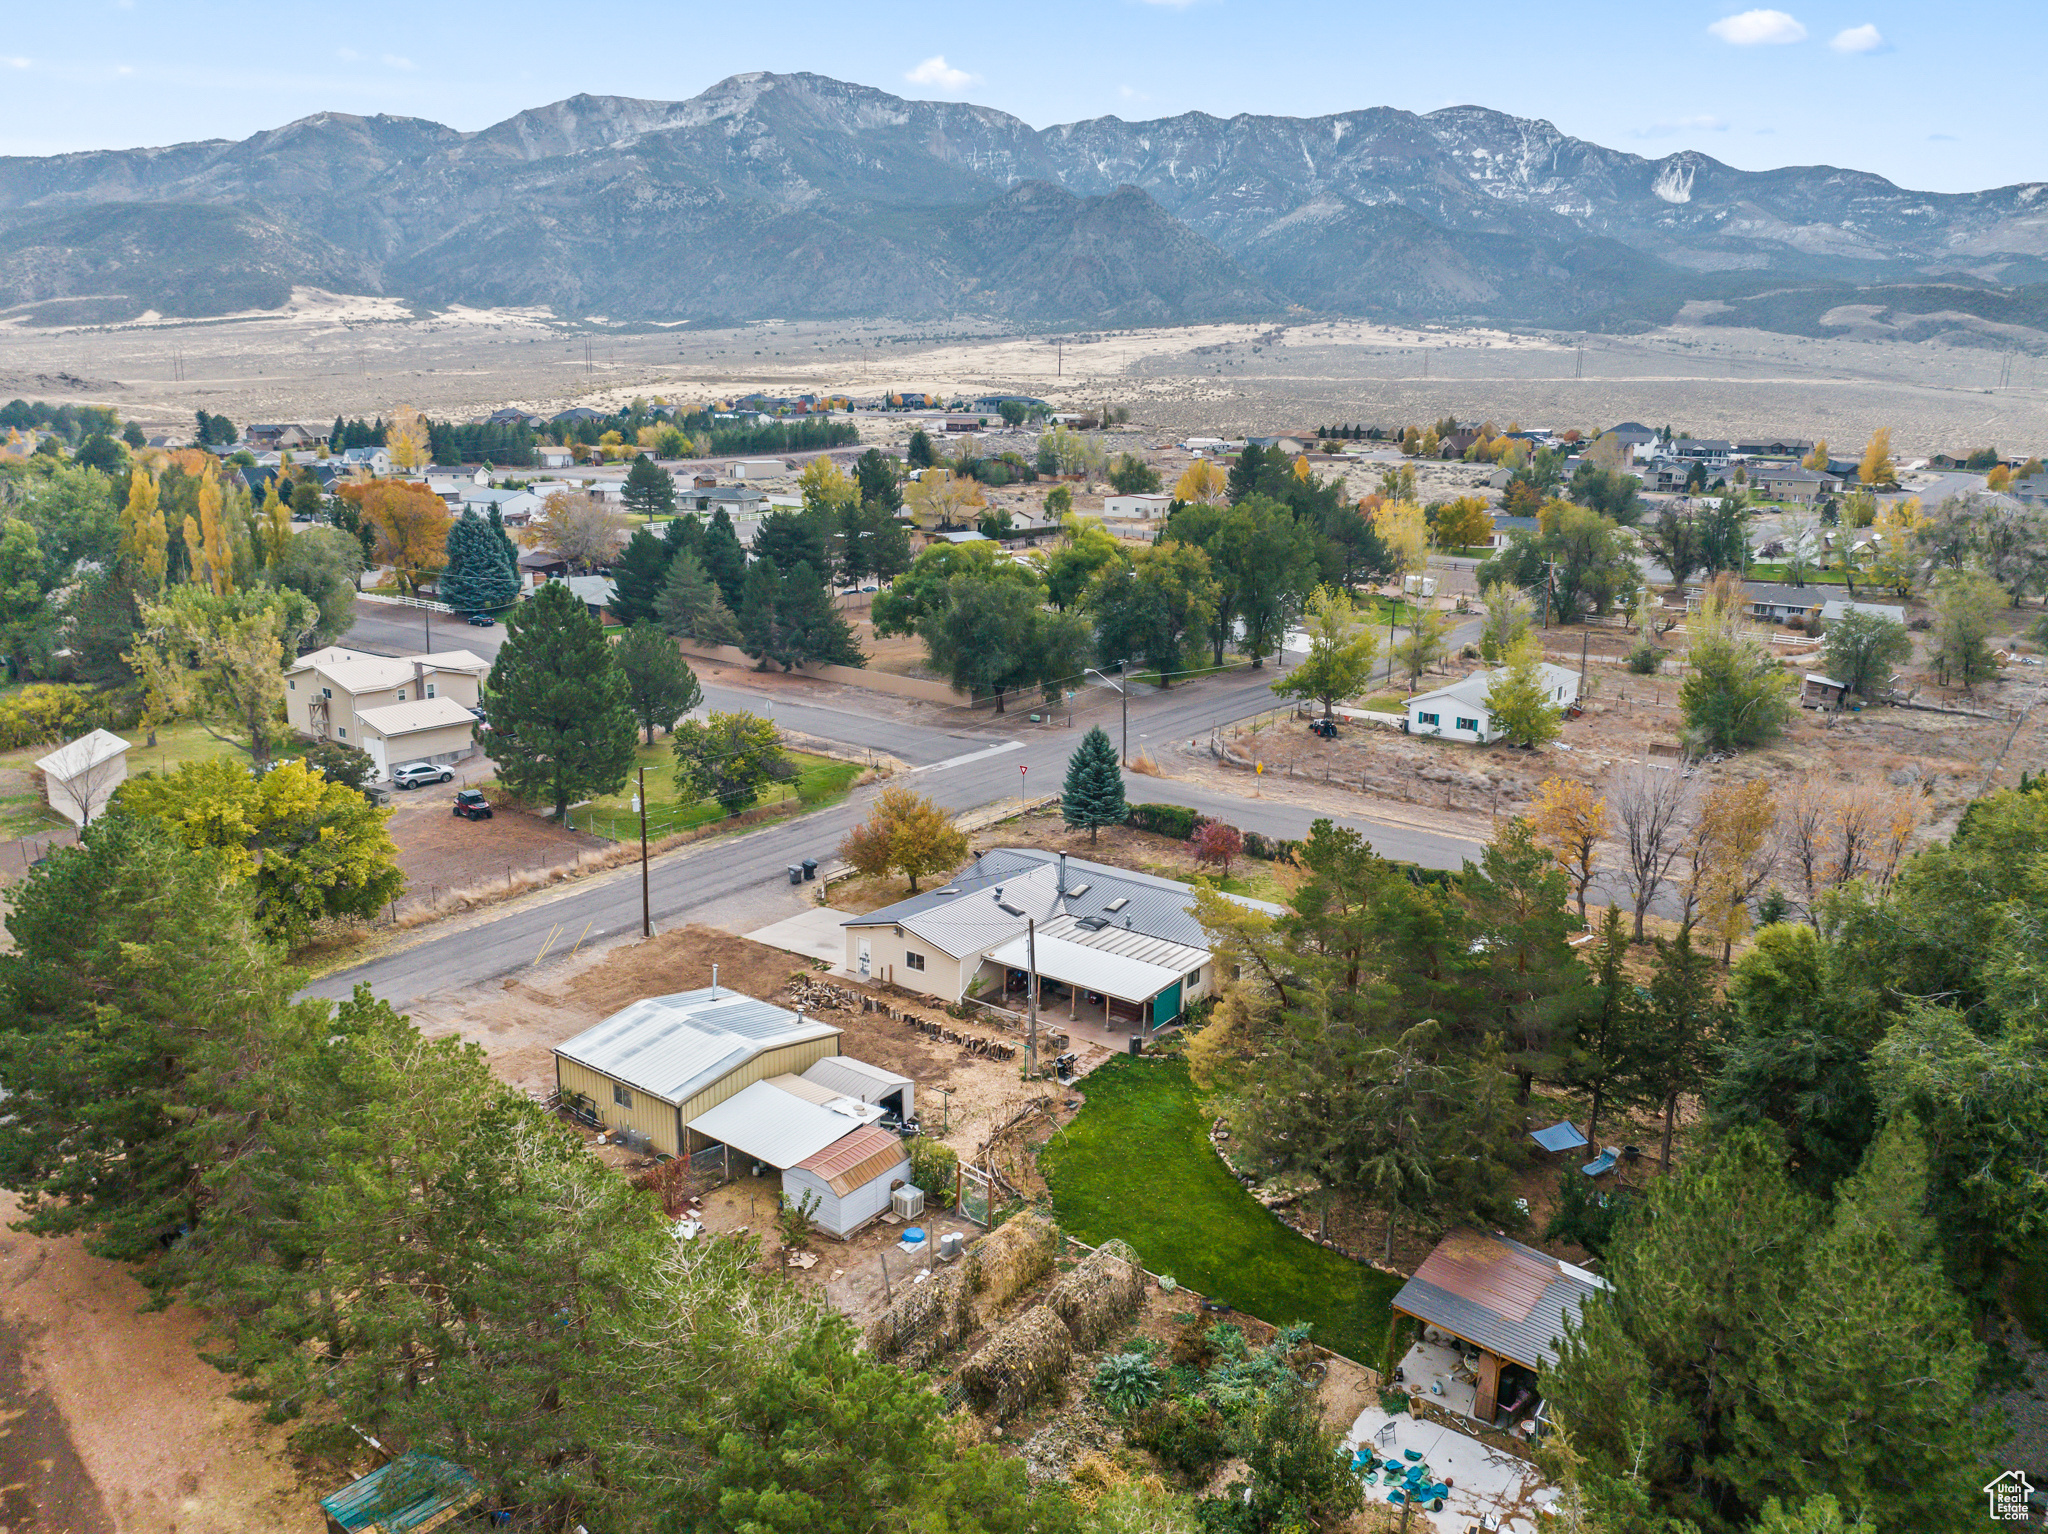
[1529,1120,1588,1153]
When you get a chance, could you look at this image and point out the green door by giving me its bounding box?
[1149,979,1183,1028]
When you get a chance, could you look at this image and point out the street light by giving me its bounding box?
[1083,664,1129,765]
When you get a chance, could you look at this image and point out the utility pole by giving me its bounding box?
[638,767,651,938]
[1580,622,1591,688]
[1026,917,1039,1081]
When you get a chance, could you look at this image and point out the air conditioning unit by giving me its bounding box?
[891,1186,925,1219]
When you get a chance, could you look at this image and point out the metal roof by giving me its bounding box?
[686,1080,872,1169]
[355,695,481,738]
[1390,1230,1608,1371]
[844,848,1280,958]
[1410,663,1578,715]
[794,1124,910,1195]
[319,1453,481,1534]
[1818,598,1905,625]
[985,930,1185,1002]
[801,1055,912,1101]
[35,728,129,780]
[554,991,840,1106]
[1039,912,1208,973]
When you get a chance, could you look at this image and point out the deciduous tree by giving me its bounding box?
[1191,818,1243,879]
[1856,426,1897,489]
[838,785,969,894]
[1269,584,1377,716]
[359,480,451,595]
[1680,575,1794,752]
[128,585,318,764]
[1926,567,2002,690]
[671,709,793,816]
[1484,636,1563,748]
[527,490,626,574]
[1529,776,1606,919]
[1609,759,1697,941]
[121,756,405,945]
[1087,540,1217,688]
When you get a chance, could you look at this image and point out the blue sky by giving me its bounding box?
[0,1,2035,192]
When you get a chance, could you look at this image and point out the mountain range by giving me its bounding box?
[3,71,2046,341]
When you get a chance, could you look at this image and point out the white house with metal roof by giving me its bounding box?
[551,987,843,1157]
[841,849,1282,1030]
[1405,663,1580,746]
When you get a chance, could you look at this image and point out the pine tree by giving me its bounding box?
[622,454,676,517]
[738,559,786,670]
[1061,725,1127,842]
[439,508,518,612]
[776,562,865,668]
[702,508,748,610]
[615,623,703,744]
[480,581,637,820]
[656,551,717,640]
[1637,927,1725,1169]
[661,511,702,565]
[609,526,672,628]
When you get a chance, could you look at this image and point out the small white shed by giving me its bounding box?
[35,729,130,828]
[801,1056,916,1123]
[782,1124,911,1239]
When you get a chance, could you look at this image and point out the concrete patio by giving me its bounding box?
[1343,1359,1559,1533]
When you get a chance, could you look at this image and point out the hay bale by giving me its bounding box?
[1046,1238,1147,1350]
[866,1265,970,1370]
[962,1210,1059,1308]
[959,1305,1072,1421]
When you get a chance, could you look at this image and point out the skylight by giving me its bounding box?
[1103,897,1129,913]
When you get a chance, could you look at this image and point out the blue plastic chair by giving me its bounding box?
[1582,1148,1619,1177]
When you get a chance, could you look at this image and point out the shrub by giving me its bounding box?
[1241,830,1298,863]
[1625,640,1664,675]
[1128,803,1198,840]
[909,1137,959,1205]
[0,684,97,752]
[1094,1351,1166,1415]
[1191,818,1243,878]
[1132,1394,1231,1483]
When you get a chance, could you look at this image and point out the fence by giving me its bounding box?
[359,592,457,614]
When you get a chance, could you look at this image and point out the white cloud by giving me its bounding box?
[1633,114,1730,138]
[1929,132,1960,142]
[1118,84,1151,103]
[1,56,29,69]
[1708,9,1808,45]
[382,53,416,71]
[1830,23,1886,53]
[905,55,976,91]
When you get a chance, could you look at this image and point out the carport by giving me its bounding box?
[980,930,1188,1032]
[685,1080,874,1178]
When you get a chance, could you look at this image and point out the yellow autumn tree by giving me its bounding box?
[1802,438,1830,470]
[1987,464,2012,491]
[1373,500,1428,583]
[1529,776,1607,920]
[1292,454,1312,481]
[1173,460,1227,505]
[1866,497,1927,597]
[387,406,431,473]
[122,467,168,590]
[1691,778,1779,965]
[1857,428,1897,489]
[187,465,235,596]
[905,469,986,531]
[258,478,293,571]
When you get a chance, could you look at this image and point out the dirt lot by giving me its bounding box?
[1190,620,2048,843]
[0,1193,324,1534]
[383,787,607,918]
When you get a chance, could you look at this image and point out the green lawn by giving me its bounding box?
[1042,1056,1403,1368]
[562,739,860,841]
[0,719,239,777]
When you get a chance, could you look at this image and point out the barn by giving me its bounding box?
[552,987,842,1158]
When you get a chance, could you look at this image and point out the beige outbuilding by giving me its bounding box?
[34,729,130,828]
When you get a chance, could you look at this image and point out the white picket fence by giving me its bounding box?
[359,591,457,615]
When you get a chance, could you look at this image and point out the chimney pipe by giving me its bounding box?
[1057,851,1067,896]
[711,964,718,998]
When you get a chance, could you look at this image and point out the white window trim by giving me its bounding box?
[904,950,926,972]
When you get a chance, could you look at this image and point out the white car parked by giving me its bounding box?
[391,761,454,789]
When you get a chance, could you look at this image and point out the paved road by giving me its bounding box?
[310,608,1490,1010]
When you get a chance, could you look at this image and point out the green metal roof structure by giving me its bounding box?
[319,1452,482,1534]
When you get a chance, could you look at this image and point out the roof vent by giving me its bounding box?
[1067,882,1090,897]
[1103,897,1129,913]
[997,902,1025,917]
[1077,916,1108,931]
[1124,916,1133,928]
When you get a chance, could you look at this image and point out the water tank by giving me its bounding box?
[891,1185,925,1219]
[938,1231,966,1261]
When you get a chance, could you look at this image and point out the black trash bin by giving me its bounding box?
[1129,1034,1143,1056]
[787,865,803,885]
[801,858,818,881]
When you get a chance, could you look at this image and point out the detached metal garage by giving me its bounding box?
[801,1056,915,1123]
[782,1124,912,1239]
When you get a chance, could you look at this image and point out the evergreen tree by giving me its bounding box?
[438,508,518,612]
[661,510,703,565]
[621,454,676,517]
[854,447,901,513]
[738,559,787,670]
[480,581,636,820]
[906,429,935,469]
[1061,725,1127,842]
[754,508,829,579]
[1456,816,1591,1098]
[484,505,519,578]
[609,526,672,628]
[776,562,866,668]
[701,508,747,610]
[1636,927,1725,1169]
[656,551,718,641]
[615,623,703,744]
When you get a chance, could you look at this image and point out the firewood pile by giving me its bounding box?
[785,977,865,1013]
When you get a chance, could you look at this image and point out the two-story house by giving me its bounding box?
[284,646,490,778]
